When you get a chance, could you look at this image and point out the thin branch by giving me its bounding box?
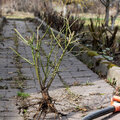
[100,0,107,6]
[10,47,34,65]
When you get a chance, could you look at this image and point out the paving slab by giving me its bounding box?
[0,19,118,120]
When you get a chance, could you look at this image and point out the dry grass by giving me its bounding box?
[2,11,34,19]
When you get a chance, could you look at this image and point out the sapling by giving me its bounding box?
[11,19,76,119]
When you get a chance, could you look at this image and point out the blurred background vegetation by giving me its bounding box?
[1,0,120,25]
[1,0,120,65]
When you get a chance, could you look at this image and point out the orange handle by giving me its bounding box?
[111,96,120,112]
[112,96,120,103]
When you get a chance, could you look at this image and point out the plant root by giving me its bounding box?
[17,89,67,120]
[33,98,66,120]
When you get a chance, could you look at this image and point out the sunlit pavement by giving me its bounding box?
[0,19,116,120]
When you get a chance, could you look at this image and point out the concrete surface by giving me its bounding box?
[34,17,120,87]
[0,18,119,120]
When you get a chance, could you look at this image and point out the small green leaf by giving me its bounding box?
[17,92,30,99]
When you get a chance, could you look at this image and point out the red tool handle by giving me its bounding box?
[111,96,120,112]
[112,96,120,102]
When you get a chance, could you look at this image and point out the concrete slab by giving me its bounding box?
[0,18,118,120]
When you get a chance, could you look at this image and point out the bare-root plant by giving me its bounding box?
[11,19,76,119]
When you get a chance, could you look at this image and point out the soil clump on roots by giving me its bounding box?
[16,89,66,120]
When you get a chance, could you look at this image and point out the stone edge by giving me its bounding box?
[34,17,120,86]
